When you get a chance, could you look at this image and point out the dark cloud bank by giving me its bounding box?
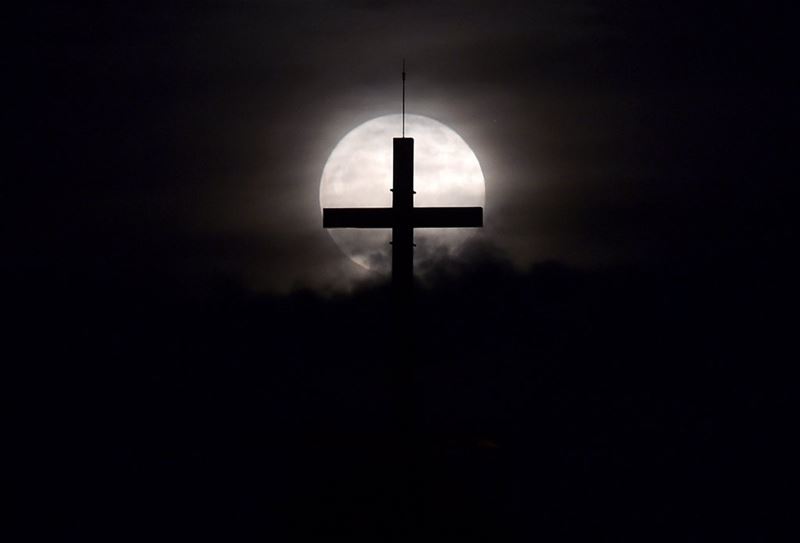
[8,1,793,541]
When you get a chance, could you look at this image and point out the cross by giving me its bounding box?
[323,137,483,294]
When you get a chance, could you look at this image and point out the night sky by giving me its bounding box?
[10,2,792,541]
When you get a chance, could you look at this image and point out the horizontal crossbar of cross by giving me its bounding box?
[322,206,483,229]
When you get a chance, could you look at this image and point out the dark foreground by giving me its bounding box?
[10,261,788,541]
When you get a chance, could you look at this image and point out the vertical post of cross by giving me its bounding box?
[390,137,415,435]
[392,137,414,298]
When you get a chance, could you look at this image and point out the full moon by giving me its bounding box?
[319,114,485,273]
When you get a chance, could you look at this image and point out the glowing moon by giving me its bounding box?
[319,114,485,273]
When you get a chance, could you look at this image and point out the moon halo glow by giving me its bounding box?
[319,114,485,273]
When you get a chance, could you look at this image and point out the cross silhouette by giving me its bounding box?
[323,137,483,293]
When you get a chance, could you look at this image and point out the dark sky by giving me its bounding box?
[11,1,791,293]
[10,2,792,540]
